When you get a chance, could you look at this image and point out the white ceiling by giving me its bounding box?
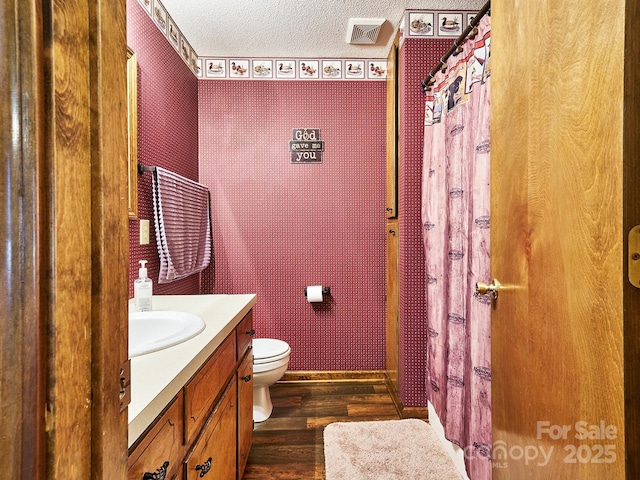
[157,0,485,59]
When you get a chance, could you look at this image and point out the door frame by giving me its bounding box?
[1,0,129,478]
[622,0,640,474]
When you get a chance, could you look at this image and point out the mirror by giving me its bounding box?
[127,46,138,219]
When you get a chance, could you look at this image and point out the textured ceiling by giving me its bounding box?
[157,0,485,59]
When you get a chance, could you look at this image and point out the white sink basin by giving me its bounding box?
[129,311,206,357]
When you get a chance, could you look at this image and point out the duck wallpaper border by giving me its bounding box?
[136,0,475,81]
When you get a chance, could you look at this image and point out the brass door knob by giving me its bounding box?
[475,279,501,300]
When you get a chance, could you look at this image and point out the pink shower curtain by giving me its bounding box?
[422,14,492,480]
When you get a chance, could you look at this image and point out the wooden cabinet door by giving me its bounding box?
[184,380,237,480]
[386,33,400,218]
[184,335,236,444]
[128,395,184,480]
[385,221,399,389]
[236,310,254,360]
[237,352,254,479]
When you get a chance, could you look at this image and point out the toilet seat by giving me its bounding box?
[253,338,290,365]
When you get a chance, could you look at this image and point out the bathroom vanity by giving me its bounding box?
[127,294,256,480]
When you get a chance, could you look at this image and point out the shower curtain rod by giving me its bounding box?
[420,0,490,93]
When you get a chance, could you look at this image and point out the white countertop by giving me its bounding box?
[128,294,257,447]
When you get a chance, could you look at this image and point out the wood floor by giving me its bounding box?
[242,373,402,480]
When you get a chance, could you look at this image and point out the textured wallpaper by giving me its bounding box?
[398,38,450,406]
[198,80,387,371]
[127,0,200,296]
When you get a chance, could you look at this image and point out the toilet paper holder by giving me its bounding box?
[304,286,330,297]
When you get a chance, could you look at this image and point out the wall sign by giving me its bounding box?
[290,128,323,164]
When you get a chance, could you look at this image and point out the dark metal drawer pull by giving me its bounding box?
[246,329,255,337]
[195,457,212,477]
[143,461,169,480]
[242,374,252,382]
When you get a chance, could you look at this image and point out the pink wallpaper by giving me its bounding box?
[397,38,450,406]
[127,0,200,296]
[198,80,387,370]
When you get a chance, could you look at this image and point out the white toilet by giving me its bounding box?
[252,338,291,422]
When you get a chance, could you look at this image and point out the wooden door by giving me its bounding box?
[491,0,639,478]
[1,0,129,478]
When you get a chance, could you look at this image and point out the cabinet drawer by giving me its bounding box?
[237,351,254,480]
[236,310,254,360]
[184,334,236,444]
[128,394,184,480]
[184,379,237,480]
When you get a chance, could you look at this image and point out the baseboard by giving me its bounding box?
[402,406,429,419]
[277,370,429,420]
[279,370,387,383]
[384,372,405,417]
[383,371,429,420]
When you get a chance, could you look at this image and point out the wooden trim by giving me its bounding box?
[280,370,387,383]
[624,1,640,477]
[383,372,428,420]
[41,0,94,476]
[401,407,429,420]
[383,371,404,418]
[1,1,46,478]
[88,0,129,477]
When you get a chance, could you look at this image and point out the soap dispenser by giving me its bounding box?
[134,260,153,312]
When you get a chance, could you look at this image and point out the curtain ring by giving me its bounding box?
[451,41,463,57]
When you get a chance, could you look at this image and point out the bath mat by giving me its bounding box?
[323,419,461,480]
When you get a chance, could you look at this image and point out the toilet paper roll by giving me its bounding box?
[306,285,324,303]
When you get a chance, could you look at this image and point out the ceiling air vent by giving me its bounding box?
[346,18,386,44]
